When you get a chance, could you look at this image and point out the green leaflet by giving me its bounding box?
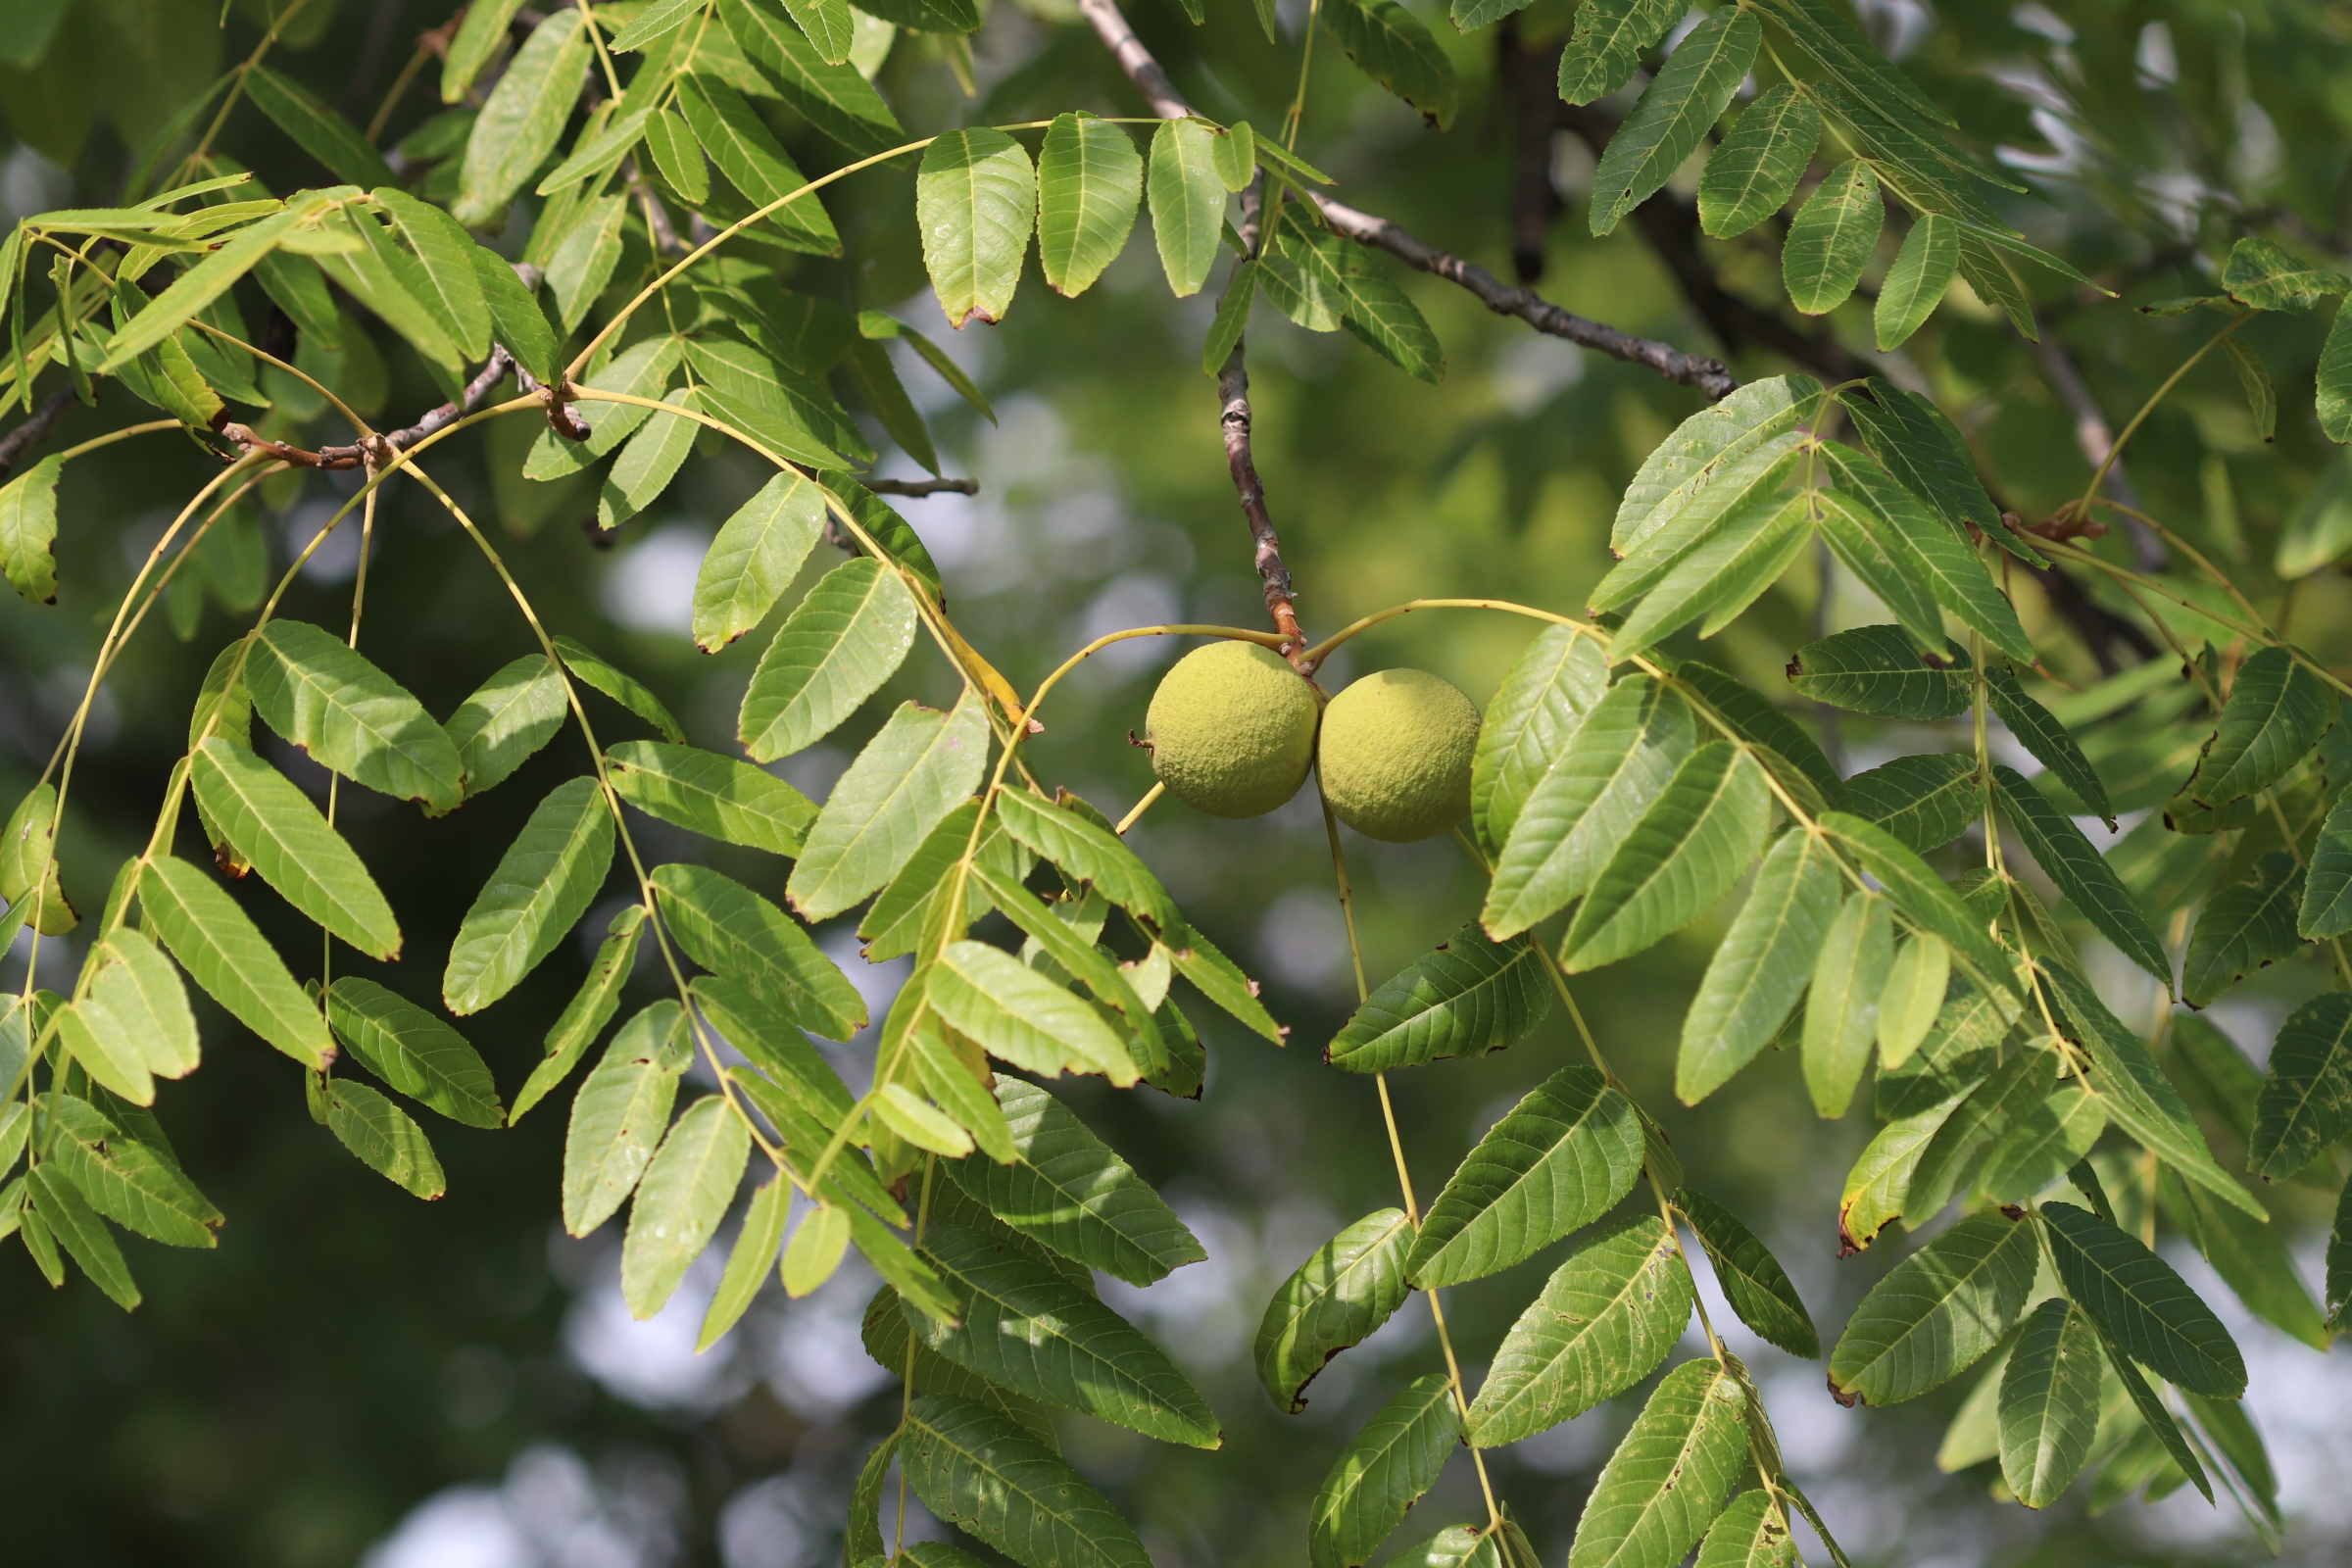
[1669,656,1844,812]
[1483,675,1695,940]
[1788,625,1968,720]
[1804,889,1892,1118]
[2181,852,2305,1007]
[917,128,1035,328]
[455,11,594,225]
[1613,375,1821,555]
[1842,753,1976,854]
[1984,668,2111,823]
[2250,992,2352,1179]
[2041,964,2261,1217]
[1591,438,1803,613]
[1324,923,1553,1073]
[610,0,704,50]
[1698,83,1818,238]
[907,1021,1016,1160]
[596,385,701,530]
[562,1001,692,1236]
[738,557,918,760]
[1321,0,1457,130]
[327,977,505,1128]
[443,655,566,804]
[695,974,854,1120]
[690,335,865,466]
[1471,624,1612,858]
[2320,302,2352,446]
[29,1164,138,1309]
[653,862,866,1040]
[2299,786,2352,937]
[607,741,815,857]
[0,452,61,603]
[442,0,528,101]
[525,338,685,478]
[903,1395,1152,1568]
[1998,1298,2103,1509]
[2,784,74,936]
[1589,8,1758,235]
[1148,119,1225,298]
[1972,1081,2104,1207]
[1563,742,1771,973]
[1838,381,2010,546]
[2221,235,2351,312]
[1818,811,2022,1000]
[323,1078,447,1199]
[1608,492,1814,658]
[1830,1213,2036,1405]
[842,336,941,476]
[2184,1391,2282,1527]
[57,995,155,1107]
[1203,259,1255,374]
[1553,0,1679,101]
[1407,1064,1642,1288]
[643,108,710,205]
[1035,113,1143,299]
[1876,215,1958,350]
[1465,1215,1691,1447]
[1901,1043,2054,1224]
[860,801,1006,961]
[555,637,683,744]
[1809,489,1946,656]
[720,0,903,156]
[1745,0,1952,125]
[967,860,1155,1031]
[246,620,465,812]
[1676,1189,1817,1358]
[1565,1357,1746,1568]
[513,906,645,1123]
[844,1432,900,1568]
[1783,160,1882,314]
[443,776,616,1016]
[1936,1341,2011,1474]
[1989,766,2167,987]
[2095,1327,2213,1504]
[1819,445,2034,662]
[369,187,492,360]
[912,1223,1220,1447]
[926,939,1139,1087]
[946,1077,1205,1286]
[2158,1169,2328,1351]
[97,200,326,371]
[1395,1523,1506,1568]
[85,928,198,1079]
[2041,1201,2245,1397]
[787,695,989,920]
[1693,1492,1796,1568]
[2181,646,2333,808]
[992,787,1181,932]
[676,75,841,254]
[1256,1207,1414,1413]
[44,1094,220,1249]
[1336,251,1444,385]
[1677,828,1841,1103]
[189,738,400,960]
[861,1286,1059,1442]
[1309,1374,1459,1568]
[621,1095,751,1318]
[138,855,331,1069]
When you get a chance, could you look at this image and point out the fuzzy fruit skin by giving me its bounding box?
[1318,668,1481,842]
[1145,642,1320,818]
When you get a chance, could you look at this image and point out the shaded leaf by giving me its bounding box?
[555,636,686,744]
[323,1078,446,1199]
[2041,1201,2244,1398]
[1321,0,1458,129]
[2250,992,2352,1179]
[444,655,566,803]
[1563,742,1771,973]
[1842,753,1976,854]
[2182,646,2333,808]
[1677,1188,1817,1358]
[1554,0,1678,105]
[1310,1374,1460,1568]
[903,1395,1152,1568]
[1698,83,1818,238]
[2181,852,2304,1007]
[1256,1207,1413,1414]
[1782,160,1882,314]
[1876,214,1958,350]
[1788,625,1967,719]
[455,11,594,226]
[1998,1298,2103,1508]
[1677,828,1841,1103]
[1990,765,2166,988]
[1565,1357,1746,1568]
[1589,9,1759,235]
[1325,923,1553,1073]
[1804,889,1893,1118]
[514,905,645,1123]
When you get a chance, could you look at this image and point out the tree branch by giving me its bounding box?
[0,387,76,480]
[1217,343,1308,664]
[1074,0,1736,399]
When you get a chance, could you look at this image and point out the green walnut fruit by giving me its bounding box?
[1317,668,1480,842]
[1145,641,1320,818]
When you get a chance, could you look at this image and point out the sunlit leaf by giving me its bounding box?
[1677,827,1840,1103]
[191,738,401,960]
[903,1395,1152,1568]
[139,855,331,1069]
[1563,742,1771,973]
[917,128,1035,328]
[562,1001,692,1236]
[1564,1357,1745,1568]
[454,11,594,226]
[788,695,991,921]
[654,862,866,1040]
[622,1095,752,1317]
[1589,8,1758,235]
[1829,1213,2037,1405]
[737,557,918,759]
[443,776,615,1015]
[247,620,465,812]
[327,977,503,1128]
[608,741,815,857]
[1782,160,1882,314]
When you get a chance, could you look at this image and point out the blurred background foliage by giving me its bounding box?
[5,0,2352,1564]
